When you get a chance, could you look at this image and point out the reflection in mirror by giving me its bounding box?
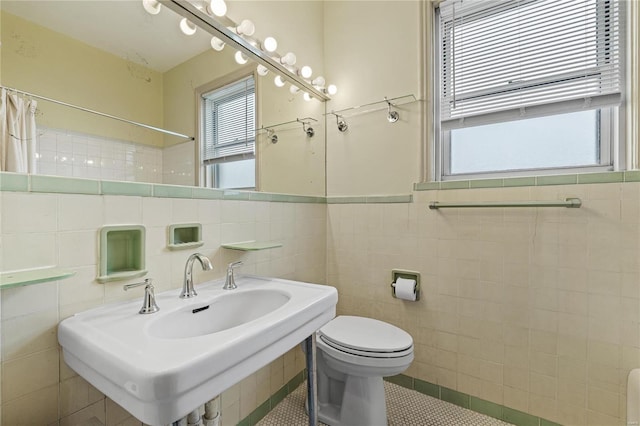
[0,1,326,196]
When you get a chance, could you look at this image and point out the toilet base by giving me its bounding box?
[316,374,387,426]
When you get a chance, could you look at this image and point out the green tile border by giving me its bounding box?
[470,396,503,420]
[384,374,560,426]
[624,170,640,182]
[0,172,28,191]
[153,184,193,198]
[441,180,470,190]
[503,407,540,426]
[469,178,504,189]
[31,175,100,194]
[102,181,152,197]
[238,370,307,426]
[327,196,367,204]
[441,387,470,408]
[414,378,439,398]
[0,173,330,204]
[190,187,224,200]
[503,177,536,187]
[385,373,414,388]
[416,170,640,192]
[238,371,562,426]
[577,171,623,184]
[535,174,578,186]
[326,194,412,204]
[7,170,640,205]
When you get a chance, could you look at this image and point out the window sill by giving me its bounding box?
[415,171,640,191]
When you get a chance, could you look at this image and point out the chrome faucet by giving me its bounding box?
[123,278,159,314]
[223,261,243,290]
[181,253,213,298]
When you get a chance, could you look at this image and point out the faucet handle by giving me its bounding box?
[123,278,160,314]
[228,261,243,270]
[223,261,243,290]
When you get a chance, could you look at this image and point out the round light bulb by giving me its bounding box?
[234,51,248,65]
[274,75,285,87]
[179,18,197,36]
[257,64,269,76]
[263,37,278,53]
[281,52,297,66]
[327,84,338,96]
[142,0,161,15]
[209,0,227,17]
[210,36,225,51]
[303,92,312,102]
[290,85,300,94]
[312,76,326,87]
[237,19,255,36]
[300,65,313,79]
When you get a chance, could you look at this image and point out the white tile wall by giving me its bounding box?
[163,141,195,186]
[0,192,326,425]
[4,181,638,425]
[327,184,640,426]
[36,127,164,183]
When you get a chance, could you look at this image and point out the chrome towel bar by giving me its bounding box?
[429,198,582,209]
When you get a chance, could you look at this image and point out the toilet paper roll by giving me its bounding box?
[394,277,417,301]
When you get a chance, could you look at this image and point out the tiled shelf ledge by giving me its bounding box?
[221,241,283,251]
[326,194,413,204]
[0,267,75,289]
[415,170,640,191]
[0,172,325,204]
[385,374,561,426]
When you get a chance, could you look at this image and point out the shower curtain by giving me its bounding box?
[0,88,38,173]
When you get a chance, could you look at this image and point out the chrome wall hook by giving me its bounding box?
[385,97,399,123]
[297,118,315,137]
[335,113,348,132]
[266,128,279,144]
[304,123,315,137]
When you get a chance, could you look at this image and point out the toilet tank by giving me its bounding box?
[628,369,640,426]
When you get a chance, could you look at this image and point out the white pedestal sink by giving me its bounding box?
[58,275,338,425]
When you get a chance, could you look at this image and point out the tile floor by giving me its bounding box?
[257,381,514,426]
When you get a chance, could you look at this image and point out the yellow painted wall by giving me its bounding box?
[163,1,326,195]
[324,0,423,196]
[0,12,164,146]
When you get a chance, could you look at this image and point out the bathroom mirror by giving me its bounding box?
[0,0,326,196]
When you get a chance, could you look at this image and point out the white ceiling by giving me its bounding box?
[1,0,213,72]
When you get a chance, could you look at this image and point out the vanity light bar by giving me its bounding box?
[160,0,330,101]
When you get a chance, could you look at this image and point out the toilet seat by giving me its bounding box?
[318,316,413,358]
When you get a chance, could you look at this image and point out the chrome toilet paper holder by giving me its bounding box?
[390,269,421,301]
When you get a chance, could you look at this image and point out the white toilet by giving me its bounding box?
[313,315,414,426]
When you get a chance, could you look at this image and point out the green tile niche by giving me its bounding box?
[168,223,204,250]
[97,225,147,283]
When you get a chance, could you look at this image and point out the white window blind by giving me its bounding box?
[202,76,255,164]
[439,0,624,131]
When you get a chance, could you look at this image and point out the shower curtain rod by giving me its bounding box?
[1,86,194,140]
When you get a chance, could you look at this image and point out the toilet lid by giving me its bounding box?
[318,316,413,354]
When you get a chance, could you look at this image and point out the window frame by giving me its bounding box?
[195,66,260,190]
[432,0,625,181]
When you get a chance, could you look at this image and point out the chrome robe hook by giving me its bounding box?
[385,97,399,123]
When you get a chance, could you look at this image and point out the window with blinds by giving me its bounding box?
[435,0,625,178]
[201,75,256,189]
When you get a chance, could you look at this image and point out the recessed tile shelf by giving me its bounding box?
[0,267,75,289]
[168,223,204,251]
[97,225,147,283]
[221,241,283,251]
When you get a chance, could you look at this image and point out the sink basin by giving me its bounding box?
[148,289,290,339]
[58,275,337,425]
